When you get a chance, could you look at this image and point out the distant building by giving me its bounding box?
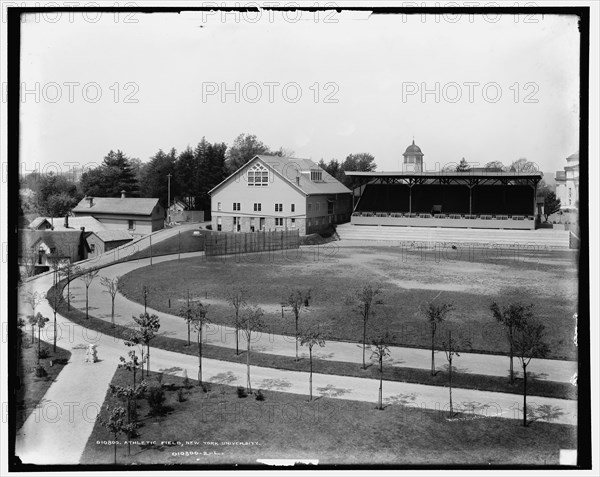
[555,152,579,209]
[209,155,352,235]
[85,229,134,259]
[72,190,165,236]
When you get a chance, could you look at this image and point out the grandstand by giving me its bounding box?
[345,170,543,230]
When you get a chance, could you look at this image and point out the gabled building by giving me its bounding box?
[85,229,134,259]
[72,191,165,236]
[209,155,352,235]
[20,229,90,269]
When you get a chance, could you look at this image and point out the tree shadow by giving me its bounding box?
[383,392,418,409]
[259,378,293,391]
[316,384,351,398]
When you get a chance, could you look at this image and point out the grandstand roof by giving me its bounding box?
[344,170,543,178]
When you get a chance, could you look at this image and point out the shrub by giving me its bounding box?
[183,370,191,389]
[38,348,50,359]
[177,388,185,402]
[34,365,47,377]
[156,372,164,385]
[236,386,248,398]
[255,390,265,401]
[147,386,166,415]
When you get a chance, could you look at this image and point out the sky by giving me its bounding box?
[18,9,581,177]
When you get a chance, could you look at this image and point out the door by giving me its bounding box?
[260,217,265,230]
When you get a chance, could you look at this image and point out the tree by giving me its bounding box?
[227,287,248,355]
[299,328,326,401]
[108,382,146,456]
[35,313,50,364]
[239,306,265,393]
[513,318,549,427]
[441,329,471,418]
[286,289,312,361]
[80,150,139,197]
[423,302,454,376]
[79,269,99,319]
[187,302,210,386]
[24,290,44,344]
[340,153,377,188]
[29,172,81,217]
[46,281,63,352]
[58,261,76,311]
[178,289,193,346]
[490,302,532,384]
[543,192,561,222]
[352,285,383,369]
[484,161,507,171]
[98,406,128,464]
[509,158,539,173]
[318,158,343,182]
[370,331,393,410]
[174,147,198,209]
[21,251,38,278]
[456,157,471,172]
[131,312,160,377]
[101,276,121,328]
[139,148,178,208]
[226,133,270,172]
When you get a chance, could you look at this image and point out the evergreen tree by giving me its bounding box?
[80,150,139,197]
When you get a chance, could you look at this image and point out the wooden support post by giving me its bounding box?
[469,187,473,215]
[409,186,412,214]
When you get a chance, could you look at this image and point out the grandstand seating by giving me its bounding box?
[336,223,571,249]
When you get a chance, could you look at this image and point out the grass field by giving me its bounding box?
[16,330,72,430]
[80,367,577,466]
[119,245,579,360]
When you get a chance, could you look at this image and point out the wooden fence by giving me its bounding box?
[204,229,300,257]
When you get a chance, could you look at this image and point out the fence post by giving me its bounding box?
[150,234,153,266]
[178,230,181,261]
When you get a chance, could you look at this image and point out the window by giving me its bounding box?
[308,203,312,212]
[233,217,241,232]
[275,218,283,227]
[250,217,255,232]
[291,218,296,228]
[328,201,334,215]
[217,216,222,231]
[291,203,295,212]
[316,202,320,212]
[568,188,572,197]
[128,220,136,230]
[275,203,283,212]
[247,163,269,186]
[254,203,261,212]
[233,202,241,211]
[90,243,96,253]
[217,202,222,211]
[310,169,323,182]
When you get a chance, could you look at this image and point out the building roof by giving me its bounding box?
[72,197,161,216]
[88,230,134,242]
[20,229,84,256]
[29,215,107,232]
[566,152,579,163]
[209,155,351,196]
[403,140,424,157]
[344,170,543,178]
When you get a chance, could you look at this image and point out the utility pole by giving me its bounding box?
[167,173,172,224]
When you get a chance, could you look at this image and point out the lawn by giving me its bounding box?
[118,245,579,360]
[80,367,577,466]
[128,229,205,261]
[16,328,72,430]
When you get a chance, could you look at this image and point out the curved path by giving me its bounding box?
[15,234,578,465]
[74,250,578,384]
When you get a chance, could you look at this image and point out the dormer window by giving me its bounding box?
[310,169,323,182]
[247,163,269,187]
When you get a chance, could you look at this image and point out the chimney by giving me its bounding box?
[86,196,94,208]
[296,176,300,186]
[64,215,69,228]
[80,227,85,232]
[121,190,126,199]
